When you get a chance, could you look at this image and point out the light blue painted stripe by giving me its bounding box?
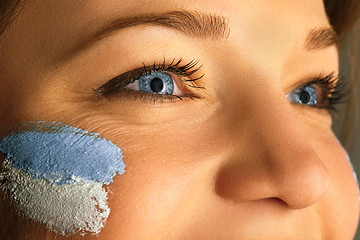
[0,122,125,185]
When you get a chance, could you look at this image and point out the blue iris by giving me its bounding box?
[289,85,317,106]
[138,72,174,95]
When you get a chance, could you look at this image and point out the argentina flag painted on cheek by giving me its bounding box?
[0,121,125,236]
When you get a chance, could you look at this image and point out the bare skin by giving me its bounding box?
[0,0,359,239]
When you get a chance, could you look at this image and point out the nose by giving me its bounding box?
[215,89,330,210]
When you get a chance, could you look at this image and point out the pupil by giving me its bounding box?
[150,78,164,93]
[299,90,311,104]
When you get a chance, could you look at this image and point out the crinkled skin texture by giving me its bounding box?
[0,0,359,239]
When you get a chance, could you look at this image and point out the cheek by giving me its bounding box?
[102,130,215,238]
[0,122,125,236]
[104,154,197,238]
[315,133,360,238]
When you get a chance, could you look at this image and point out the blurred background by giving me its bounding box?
[333,18,360,240]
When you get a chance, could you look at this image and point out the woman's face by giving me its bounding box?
[0,0,359,239]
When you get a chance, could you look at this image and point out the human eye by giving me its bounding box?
[93,58,205,102]
[287,72,348,111]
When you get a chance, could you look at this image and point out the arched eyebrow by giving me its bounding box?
[96,10,231,40]
[58,10,230,64]
[59,10,337,63]
[81,10,337,51]
[304,27,339,51]
[60,10,229,58]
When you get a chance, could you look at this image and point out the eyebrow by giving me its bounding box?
[60,10,338,63]
[100,10,230,39]
[303,27,339,51]
[62,10,230,60]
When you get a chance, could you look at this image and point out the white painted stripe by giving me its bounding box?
[1,158,110,236]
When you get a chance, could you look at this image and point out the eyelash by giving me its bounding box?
[94,58,205,102]
[305,72,348,111]
[94,58,348,110]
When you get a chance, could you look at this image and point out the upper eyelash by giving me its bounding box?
[93,58,205,99]
[306,71,348,111]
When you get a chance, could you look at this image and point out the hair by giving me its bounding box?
[0,0,25,35]
[0,0,360,151]
[324,0,360,153]
[325,0,360,40]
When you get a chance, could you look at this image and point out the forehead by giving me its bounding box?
[1,0,332,75]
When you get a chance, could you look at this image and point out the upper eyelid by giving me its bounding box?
[285,72,339,94]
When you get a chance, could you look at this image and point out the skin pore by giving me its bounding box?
[0,0,359,239]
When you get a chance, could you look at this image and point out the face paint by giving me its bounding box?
[0,121,125,236]
[1,158,110,235]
